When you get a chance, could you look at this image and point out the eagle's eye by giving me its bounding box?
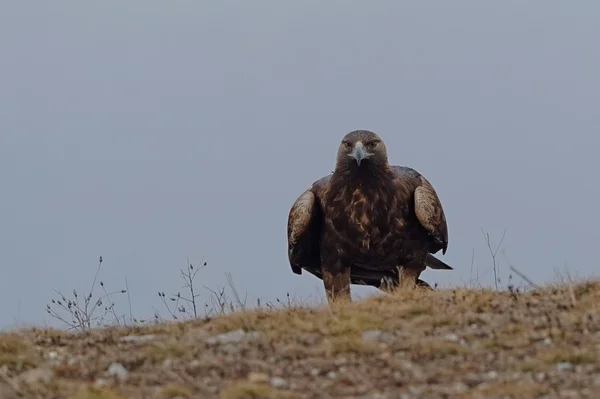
[343,141,352,150]
[366,140,379,149]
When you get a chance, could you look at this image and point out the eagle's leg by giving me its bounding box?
[322,262,351,304]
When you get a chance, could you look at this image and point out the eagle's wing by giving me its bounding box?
[391,166,449,255]
[287,175,330,275]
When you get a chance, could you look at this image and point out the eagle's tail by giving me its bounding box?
[426,254,453,270]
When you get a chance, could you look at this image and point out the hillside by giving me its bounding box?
[1,281,599,399]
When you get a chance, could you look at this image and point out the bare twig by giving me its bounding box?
[125,276,133,325]
[500,250,537,289]
[481,227,507,290]
[469,247,476,288]
[225,271,247,312]
[158,259,209,321]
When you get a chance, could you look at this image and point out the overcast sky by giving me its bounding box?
[1,1,599,330]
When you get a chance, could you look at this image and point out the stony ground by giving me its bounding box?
[1,280,600,399]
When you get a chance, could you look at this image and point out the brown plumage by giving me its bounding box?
[287,130,451,303]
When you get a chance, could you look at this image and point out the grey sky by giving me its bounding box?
[1,2,599,329]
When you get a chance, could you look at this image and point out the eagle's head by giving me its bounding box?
[335,130,388,170]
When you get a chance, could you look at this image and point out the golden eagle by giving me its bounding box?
[287,130,451,302]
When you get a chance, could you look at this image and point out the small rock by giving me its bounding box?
[327,371,337,379]
[68,356,85,366]
[362,330,393,343]
[107,362,129,381]
[247,372,269,384]
[556,362,573,372]
[464,374,483,387]
[20,368,53,385]
[45,351,63,366]
[270,377,288,389]
[560,390,580,398]
[451,382,469,393]
[444,333,459,342]
[191,330,210,340]
[396,360,423,381]
[362,330,382,341]
[162,358,173,369]
[310,368,320,377]
[222,344,244,355]
[296,333,321,345]
[94,378,109,388]
[120,334,156,343]
[334,357,347,366]
[206,329,260,345]
[486,371,498,380]
[543,337,552,345]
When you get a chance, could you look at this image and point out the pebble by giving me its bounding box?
[94,378,109,388]
[222,344,245,355]
[68,355,85,366]
[107,362,129,381]
[362,330,393,343]
[486,371,498,380]
[443,333,460,342]
[556,362,573,372]
[162,359,173,369]
[334,357,347,366]
[19,368,53,385]
[206,329,260,345]
[559,390,580,398]
[120,334,156,343]
[247,372,269,383]
[45,350,63,366]
[270,377,288,389]
[451,382,469,393]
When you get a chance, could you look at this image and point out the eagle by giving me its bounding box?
[287,129,452,303]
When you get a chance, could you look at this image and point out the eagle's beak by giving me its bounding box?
[352,141,366,166]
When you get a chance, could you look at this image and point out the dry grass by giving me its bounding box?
[2,280,600,398]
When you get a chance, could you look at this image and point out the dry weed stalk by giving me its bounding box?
[158,259,208,321]
[480,227,507,290]
[45,256,128,332]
